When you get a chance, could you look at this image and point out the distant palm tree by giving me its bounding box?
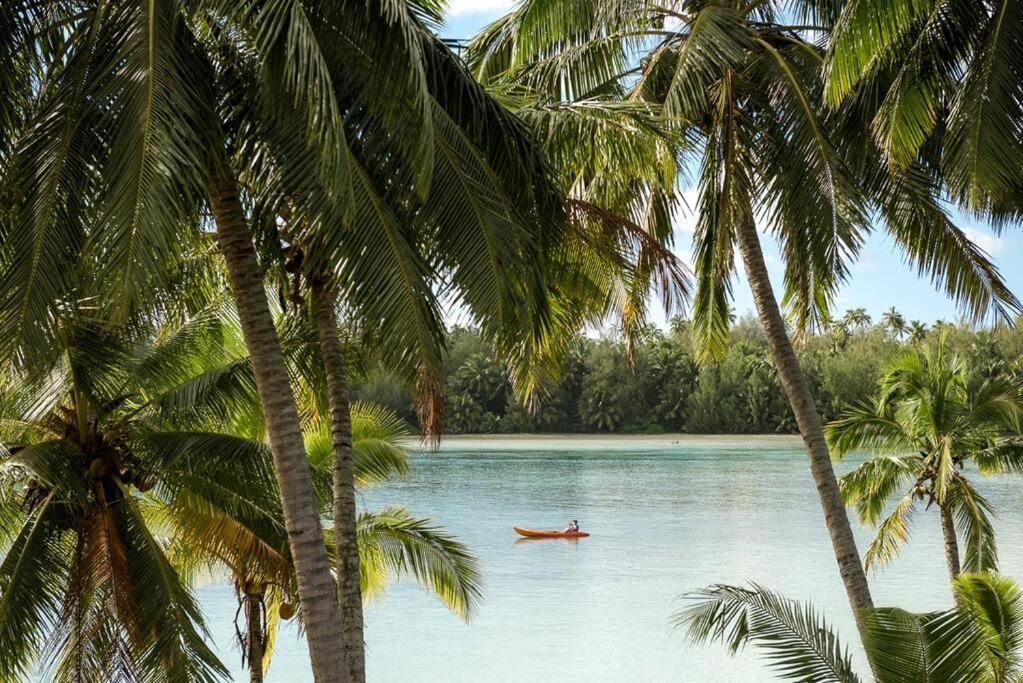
[826,338,1023,587]
[908,320,929,345]
[675,572,1023,682]
[842,308,873,331]
[881,307,907,340]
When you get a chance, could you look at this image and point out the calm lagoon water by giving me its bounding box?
[198,435,1023,681]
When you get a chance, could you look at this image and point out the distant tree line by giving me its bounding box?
[354,308,1023,435]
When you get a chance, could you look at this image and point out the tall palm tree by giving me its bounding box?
[675,572,1023,682]
[826,338,1023,587]
[0,308,259,681]
[0,4,568,679]
[842,308,873,331]
[468,0,1020,626]
[880,307,907,340]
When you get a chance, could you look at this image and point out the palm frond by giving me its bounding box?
[0,493,71,680]
[862,493,917,572]
[357,506,482,621]
[948,479,998,573]
[953,572,1023,679]
[673,582,861,682]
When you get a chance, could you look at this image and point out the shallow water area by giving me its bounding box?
[197,434,1023,681]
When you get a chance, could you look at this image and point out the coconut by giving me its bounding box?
[88,458,108,478]
[279,603,296,620]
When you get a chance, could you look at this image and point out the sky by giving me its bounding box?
[441,1,1023,327]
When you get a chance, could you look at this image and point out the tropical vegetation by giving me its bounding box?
[676,572,1023,682]
[468,0,1021,621]
[828,337,1023,589]
[359,314,1023,436]
[0,304,480,682]
[0,0,1021,680]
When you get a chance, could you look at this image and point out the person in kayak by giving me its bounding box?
[563,520,580,533]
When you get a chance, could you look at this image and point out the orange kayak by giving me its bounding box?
[513,526,590,538]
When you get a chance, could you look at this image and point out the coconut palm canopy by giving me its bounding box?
[0,308,251,682]
[826,337,1023,578]
[0,297,483,681]
[467,0,1020,352]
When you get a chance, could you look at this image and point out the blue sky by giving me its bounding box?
[442,2,1023,327]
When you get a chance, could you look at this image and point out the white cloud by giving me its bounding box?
[446,0,516,17]
[963,226,1010,257]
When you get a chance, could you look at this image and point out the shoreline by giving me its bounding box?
[436,432,802,441]
[406,433,806,450]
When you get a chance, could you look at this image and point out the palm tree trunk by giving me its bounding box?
[207,166,349,683]
[244,588,266,683]
[734,217,874,622]
[310,278,366,683]
[939,503,961,585]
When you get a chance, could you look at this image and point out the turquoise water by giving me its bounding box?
[198,435,1023,681]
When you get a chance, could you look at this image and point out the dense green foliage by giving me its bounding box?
[357,311,1023,435]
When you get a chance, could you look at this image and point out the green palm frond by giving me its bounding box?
[689,84,749,361]
[134,308,247,400]
[684,575,1023,683]
[350,402,412,486]
[837,457,917,526]
[115,495,228,683]
[944,0,1023,208]
[861,604,987,683]
[862,494,917,572]
[825,398,914,459]
[754,39,869,333]
[948,479,998,573]
[824,0,932,106]
[975,437,1023,475]
[0,493,72,681]
[661,5,752,121]
[0,12,99,370]
[86,0,209,323]
[357,506,482,621]
[954,572,1023,679]
[673,582,861,682]
[876,167,1022,323]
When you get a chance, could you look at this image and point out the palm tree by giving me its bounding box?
[824,1,1023,215]
[164,401,481,683]
[675,572,1023,682]
[842,308,873,332]
[1,4,570,679]
[908,321,929,345]
[468,0,1022,629]
[826,338,1023,587]
[0,308,262,681]
[880,307,907,340]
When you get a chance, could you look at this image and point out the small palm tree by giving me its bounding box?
[881,307,907,340]
[675,572,1023,682]
[826,337,1023,586]
[842,308,873,332]
[0,310,252,681]
[908,321,929,345]
[163,400,481,683]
